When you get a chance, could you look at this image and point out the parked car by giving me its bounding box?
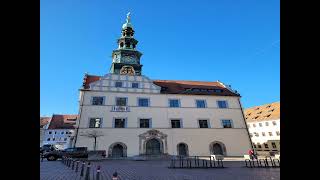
[40,144,57,154]
[42,147,106,161]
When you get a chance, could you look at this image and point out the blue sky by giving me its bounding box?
[40,0,279,116]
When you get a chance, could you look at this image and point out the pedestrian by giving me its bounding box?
[248,149,254,160]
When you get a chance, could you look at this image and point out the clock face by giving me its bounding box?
[122,55,136,64]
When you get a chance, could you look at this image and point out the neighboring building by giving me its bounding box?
[40,117,51,147]
[244,102,280,154]
[42,114,78,149]
[74,13,252,158]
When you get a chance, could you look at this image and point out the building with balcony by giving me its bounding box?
[73,13,252,158]
[244,102,280,154]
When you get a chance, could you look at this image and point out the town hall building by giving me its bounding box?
[74,13,252,158]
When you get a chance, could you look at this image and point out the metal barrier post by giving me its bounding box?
[80,161,85,177]
[72,159,75,170]
[85,162,91,180]
[75,161,79,172]
[96,165,101,180]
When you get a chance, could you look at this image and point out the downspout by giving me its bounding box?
[237,97,254,150]
[73,89,85,148]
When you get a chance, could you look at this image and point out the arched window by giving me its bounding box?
[209,141,227,156]
[120,42,124,48]
[177,143,189,156]
[125,42,130,48]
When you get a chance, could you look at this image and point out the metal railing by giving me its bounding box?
[244,156,280,168]
[169,155,224,169]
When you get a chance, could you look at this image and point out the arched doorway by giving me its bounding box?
[146,138,161,155]
[209,141,227,156]
[177,143,188,156]
[108,142,127,158]
[112,144,124,157]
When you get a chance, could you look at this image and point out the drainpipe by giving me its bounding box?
[73,89,85,148]
[237,97,254,150]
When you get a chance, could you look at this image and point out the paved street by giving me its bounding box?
[40,159,280,180]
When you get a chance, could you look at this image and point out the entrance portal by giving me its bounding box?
[146,138,161,155]
[177,143,188,156]
[112,144,124,157]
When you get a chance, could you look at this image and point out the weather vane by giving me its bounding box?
[126,12,131,23]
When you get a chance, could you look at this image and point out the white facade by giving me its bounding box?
[43,129,75,149]
[247,119,280,152]
[74,74,252,157]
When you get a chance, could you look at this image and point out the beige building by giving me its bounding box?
[40,117,51,147]
[73,14,252,158]
[244,102,280,154]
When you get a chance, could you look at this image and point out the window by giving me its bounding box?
[254,132,259,137]
[259,123,262,127]
[138,98,149,107]
[265,122,269,126]
[265,114,271,118]
[253,124,256,127]
[52,138,55,141]
[116,97,127,106]
[268,132,273,136]
[92,96,104,105]
[115,81,123,87]
[249,133,253,137]
[64,138,67,141]
[272,121,277,126]
[257,111,262,114]
[262,132,266,136]
[271,142,277,148]
[217,100,228,108]
[171,120,181,128]
[132,83,139,88]
[55,132,57,134]
[140,119,150,128]
[253,144,256,148]
[221,120,233,128]
[48,131,52,134]
[199,120,209,128]
[257,144,262,148]
[196,100,206,108]
[61,132,64,134]
[269,109,275,112]
[169,99,180,108]
[276,131,280,136]
[264,143,269,149]
[114,118,126,128]
[47,138,50,141]
[89,118,102,128]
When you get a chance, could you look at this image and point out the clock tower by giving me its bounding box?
[110,13,143,75]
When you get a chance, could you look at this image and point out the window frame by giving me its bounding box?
[91,96,105,106]
[198,119,210,128]
[88,117,103,128]
[217,100,228,109]
[132,82,139,88]
[115,97,128,106]
[195,99,207,108]
[168,99,181,108]
[113,117,127,128]
[170,119,182,128]
[139,118,151,128]
[137,97,150,107]
[115,81,123,88]
[221,119,233,128]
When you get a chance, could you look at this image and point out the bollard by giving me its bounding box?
[96,165,101,180]
[75,161,79,172]
[112,171,118,180]
[72,159,75,170]
[80,161,85,177]
[85,162,91,180]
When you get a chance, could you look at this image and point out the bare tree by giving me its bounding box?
[80,130,104,151]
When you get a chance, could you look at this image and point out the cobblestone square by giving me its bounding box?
[40,159,280,180]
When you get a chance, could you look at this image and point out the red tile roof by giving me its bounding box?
[40,117,51,128]
[47,114,78,129]
[153,80,239,96]
[82,74,239,96]
[244,102,280,122]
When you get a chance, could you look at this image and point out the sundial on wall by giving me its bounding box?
[120,65,135,75]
